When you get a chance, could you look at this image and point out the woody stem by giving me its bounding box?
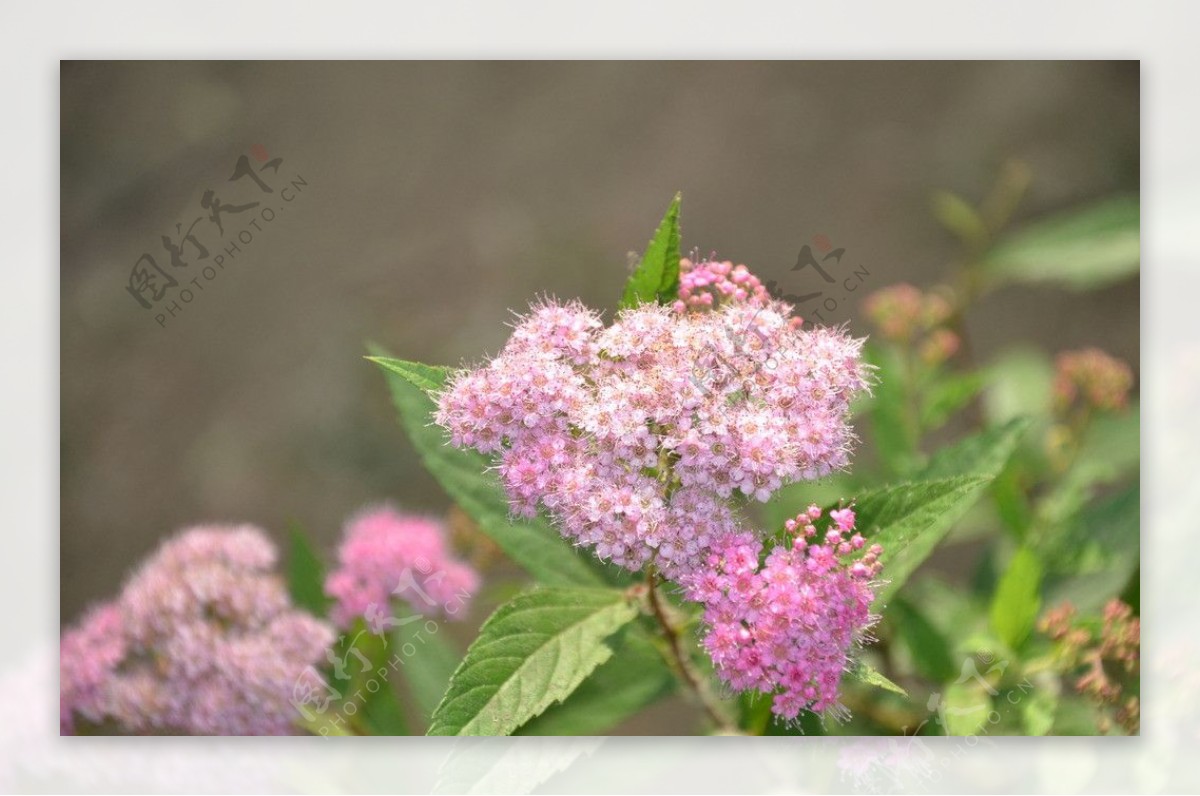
[645,565,737,733]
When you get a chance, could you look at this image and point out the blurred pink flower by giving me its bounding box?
[59,525,334,735]
[324,505,478,630]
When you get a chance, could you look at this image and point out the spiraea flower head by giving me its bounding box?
[436,254,877,716]
[436,269,869,582]
[863,283,960,367]
[324,505,479,630]
[1053,348,1134,412]
[1039,598,1140,734]
[59,603,126,734]
[682,506,882,720]
[59,525,335,735]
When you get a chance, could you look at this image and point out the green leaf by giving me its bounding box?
[920,371,985,432]
[888,597,958,684]
[982,195,1140,290]
[941,680,993,736]
[427,587,638,736]
[983,347,1055,425]
[286,523,331,616]
[866,344,919,477]
[1039,483,1139,576]
[516,623,675,735]
[990,546,1043,651]
[369,353,608,588]
[1039,403,1140,528]
[920,417,1031,481]
[1020,685,1058,736]
[850,476,994,604]
[619,193,682,309]
[848,659,907,697]
[931,189,989,248]
[391,605,465,720]
[1040,483,1139,614]
[337,620,410,735]
[366,355,448,397]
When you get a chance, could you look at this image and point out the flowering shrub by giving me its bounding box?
[433,272,876,719]
[61,182,1139,736]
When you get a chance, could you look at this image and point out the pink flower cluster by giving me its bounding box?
[324,505,479,630]
[862,283,961,366]
[673,256,772,313]
[438,290,868,581]
[436,256,881,718]
[1053,348,1134,412]
[681,505,882,719]
[59,526,334,735]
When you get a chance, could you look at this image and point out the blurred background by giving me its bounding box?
[60,61,1138,732]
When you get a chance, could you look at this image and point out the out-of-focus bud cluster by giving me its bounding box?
[1039,599,1140,734]
[1053,348,1134,413]
[862,283,960,367]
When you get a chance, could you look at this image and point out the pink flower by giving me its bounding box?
[830,507,856,533]
[674,257,772,313]
[59,603,125,734]
[682,507,882,721]
[1053,348,1134,412]
[324,505,479,630]
[436,281,869,584]
[60,525,335,735]
[435,257,876,719]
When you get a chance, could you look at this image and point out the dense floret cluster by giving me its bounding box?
[60,526,334,735]
[681,505,881,719]
[324,505,479,630]
[436,256,882,718]
[1053,348,1134,412]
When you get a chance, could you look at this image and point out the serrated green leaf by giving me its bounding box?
[368,352,608,588]
[366,355,449,397]
[848,659,907,697]
[982,195,1139,290]
[1039,483,1139,576]
[888,597,958,684]
[286,523,331,617]
[516,623,675,735]
[619,193,682,309]
[850,476,993,604]
[990,546,1043,651]
[920,417,1031,481]
[1040,483,1139,614]
[427,588,638,736]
